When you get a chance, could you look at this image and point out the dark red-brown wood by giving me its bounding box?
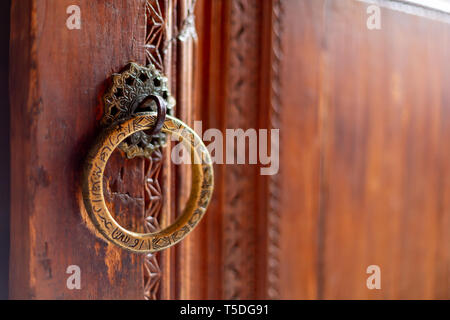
[278,0,450,299]
[10,0,147,299]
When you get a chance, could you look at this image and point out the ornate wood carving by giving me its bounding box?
[223,0,262,300]
[143,0,167,300]
[192,0,283,300]
[145,0,166,71]
[141,0,283,300]
[143,149,163,299]
[266,0,284,300]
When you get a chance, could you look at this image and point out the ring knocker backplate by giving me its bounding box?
[82,113,214,253]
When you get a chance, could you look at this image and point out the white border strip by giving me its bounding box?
[357,0,450,24]
[400,0,450,13]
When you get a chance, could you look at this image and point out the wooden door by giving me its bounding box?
[9,0,196,300]
[8,0,450,300]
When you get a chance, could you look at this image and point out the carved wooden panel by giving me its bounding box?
[191,0,282,299]
[222,0,262,300]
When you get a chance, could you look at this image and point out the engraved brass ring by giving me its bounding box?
[82,113,214,252]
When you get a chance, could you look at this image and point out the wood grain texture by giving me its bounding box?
[278,0,322,300]
[10,0,147,299]
[279,0,450,299]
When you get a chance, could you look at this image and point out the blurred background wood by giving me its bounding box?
[277,0,450,299]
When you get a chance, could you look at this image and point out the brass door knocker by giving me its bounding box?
[81,63,213,252]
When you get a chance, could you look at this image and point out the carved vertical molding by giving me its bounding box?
[143,0,198,299]
[266,0,284,300]
[143,0,284,300]
[223,0,262,299]
[193,0,285,298]
[145,0,166,71]
[143,0,170,300]
[143,149,163,300]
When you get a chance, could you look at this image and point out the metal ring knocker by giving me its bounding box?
[81,63,214,253]
[135,94,167,136]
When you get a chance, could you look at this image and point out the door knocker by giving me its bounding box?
[81,63,213,253]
